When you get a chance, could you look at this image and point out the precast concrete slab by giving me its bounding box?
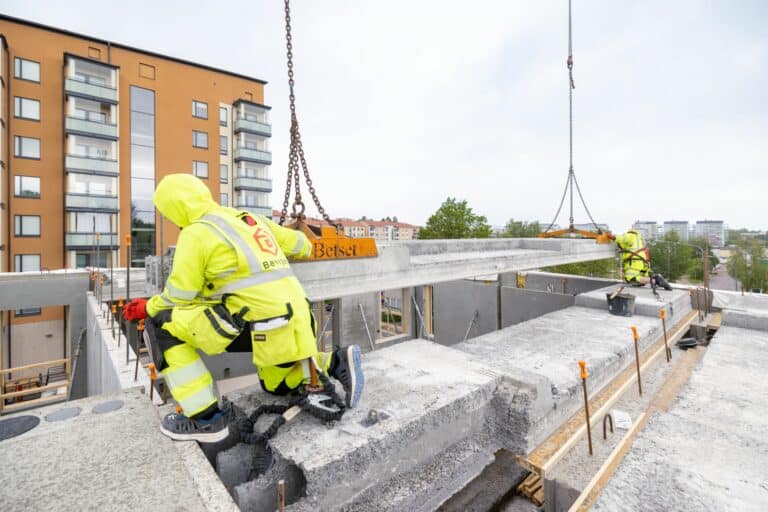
[717,291,768,332]
[575,284,690,319]
[145,238,615,301]
[216,289,691,511]
[0,389,237,512]
[593,325,768,511]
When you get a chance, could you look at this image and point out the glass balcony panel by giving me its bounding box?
[66,117,118,138]
[65,233,119,247]
[234,117,272,136]
[65,78,118,102]
[233,147,272,164]
[234,177,272,191]
[65,155,118,174]
[65,194,119,210]
[235,206,272,217]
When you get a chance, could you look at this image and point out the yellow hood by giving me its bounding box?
[153,174,216,228]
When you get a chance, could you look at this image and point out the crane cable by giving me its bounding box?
[279,0,336,228]
[544,0,601,233]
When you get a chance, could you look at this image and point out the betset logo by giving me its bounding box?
[253,227,279,256]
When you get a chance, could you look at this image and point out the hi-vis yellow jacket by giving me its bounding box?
[615,230,650,280]
[146,174,315,367]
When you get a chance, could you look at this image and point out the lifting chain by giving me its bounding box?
[280,0,336,228]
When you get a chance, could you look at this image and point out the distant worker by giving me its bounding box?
[610,230,673,290]
[122,174,364,442]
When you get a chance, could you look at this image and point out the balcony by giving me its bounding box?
[235,205,272,217]
[65,155,118,175]
[234,176,272,191]
[65,233,119,248]
[65,78,118,103]
[65,194,119,211]
[234,117,272,137]
[234,147,272,165]
[66,117,118,139]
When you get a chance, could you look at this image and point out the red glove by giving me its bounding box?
[123,298,148,321]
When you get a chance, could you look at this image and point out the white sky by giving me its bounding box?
[3,1,766,231]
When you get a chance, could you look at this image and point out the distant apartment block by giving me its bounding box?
[695,220,726,248]
[663,221,689,241]
[271,212,421,241]
[632,221,658,240]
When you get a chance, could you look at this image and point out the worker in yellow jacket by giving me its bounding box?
[611,230,672,290]
[123,174,364,442]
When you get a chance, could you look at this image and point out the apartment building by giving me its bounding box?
[663,220,689,241]
[695,220,726,248]
[0,15,272,368]
[632,221,658,241]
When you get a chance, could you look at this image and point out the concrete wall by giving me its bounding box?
[9,319,65,371]
[500,288,575,328]
[85,297,122,396]
[501,271,616,294]
[339,292,379,351]
[434,280,499,346]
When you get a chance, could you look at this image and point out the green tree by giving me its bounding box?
[418,198,492,239]
[502,219,542,238]
[728,239,768,292]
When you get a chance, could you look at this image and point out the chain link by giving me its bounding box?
[280,0,336,228]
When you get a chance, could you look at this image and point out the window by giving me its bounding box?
[14,57,40,82]
[193,160,208,178]
[14,176,41,198]
[15,254,41,272]
[15,215,41,237]
[219,106,228,126]
[14,136,41,159]
[69,212,113,233]
[67,173,117,196]
[14,97,41,120]
[193,130,208,149]
[220,193,228,206]
[220,164,228,184]
[192,100,208,119]
[220,135,228,155]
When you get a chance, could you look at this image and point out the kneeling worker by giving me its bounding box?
[123,174,364,442]
[611,229,673,290]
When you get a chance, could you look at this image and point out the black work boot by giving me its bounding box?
[330,345,365,408]
[653,273,673,291]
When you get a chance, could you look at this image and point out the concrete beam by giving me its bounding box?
[0,270,90,310]
[294,238,615,301]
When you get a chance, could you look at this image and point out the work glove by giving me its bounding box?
[123,298,148,321]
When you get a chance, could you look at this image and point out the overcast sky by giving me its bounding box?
[4,1,766,230]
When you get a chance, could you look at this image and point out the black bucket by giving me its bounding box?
[606,292,636,317]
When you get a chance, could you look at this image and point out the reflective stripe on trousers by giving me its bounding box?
[163,345,217,416]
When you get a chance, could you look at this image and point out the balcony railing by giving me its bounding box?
[234,117,272,137]
[65,194,119,211]
[66,117,118,139]
[235,205,272,217]
[65,233,119,247]
[234,147,272,165]
[65,155,118,174]
[65,78,118,103]
[234,176,272,191]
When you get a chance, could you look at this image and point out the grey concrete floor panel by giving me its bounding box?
[593,326,768,512]
[0,389,236,512]
[575,284,690,319]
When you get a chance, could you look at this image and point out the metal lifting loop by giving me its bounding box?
[279,0,337,229]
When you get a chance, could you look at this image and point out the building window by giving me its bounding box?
[14,254,41,272]
[192,100,208,119]
[14,57,40,82]
[130,86,157,268]
[220,164,228,184]
[219,106,228,126]
[220,193,228,206]
[15,215,41,237]
[14,176,41,198]
[14,136,41,159]
[193,130,208,149]
[220,135,228,155]
[193,160,209,178]
[14,97,41,120]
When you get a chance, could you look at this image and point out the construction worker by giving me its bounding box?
[610,230,672,290]
[122,174,364,442]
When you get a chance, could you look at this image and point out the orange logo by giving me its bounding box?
[253,228,279,256]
